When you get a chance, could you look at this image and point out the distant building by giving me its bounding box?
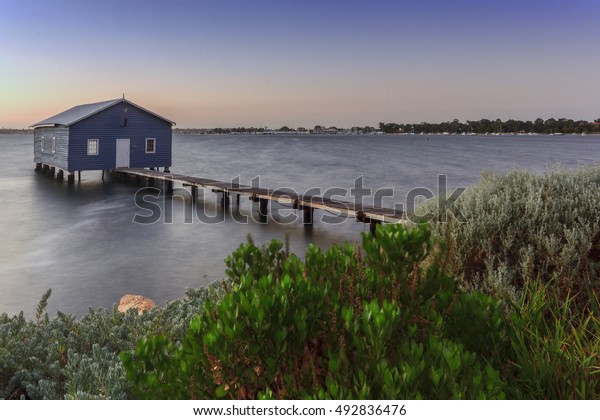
[32,98,175,180]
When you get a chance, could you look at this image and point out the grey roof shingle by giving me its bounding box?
[31,98,175,127]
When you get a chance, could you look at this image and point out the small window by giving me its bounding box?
[145,138,156,153]
[52,137,56,154]
[87,139,99,155]
[41,136,45,151]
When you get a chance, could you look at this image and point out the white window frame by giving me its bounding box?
[52,136,56,154]
[41,136,45,152]
[145,138,156,154]
[87,139,99,156]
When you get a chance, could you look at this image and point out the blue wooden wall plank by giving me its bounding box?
[66,101,172,171]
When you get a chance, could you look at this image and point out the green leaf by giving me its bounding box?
[215,384,229,398]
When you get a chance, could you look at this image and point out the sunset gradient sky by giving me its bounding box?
[1,0,599,128]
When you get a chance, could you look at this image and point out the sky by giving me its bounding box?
[1,0,599,128]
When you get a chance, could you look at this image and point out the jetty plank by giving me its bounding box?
[114,168,405,224]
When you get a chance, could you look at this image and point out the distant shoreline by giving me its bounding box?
[0,129,33,135]
[172,131,600,137]
[2,131,600,138]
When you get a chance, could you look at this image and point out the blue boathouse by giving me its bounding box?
[32,98,175,182]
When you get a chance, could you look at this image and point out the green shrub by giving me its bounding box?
[420,165,600,308]
[0,283,225,399]
[4,218,598,399]
[122,224,507,399]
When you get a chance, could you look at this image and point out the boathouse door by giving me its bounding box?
[116,139,130,168]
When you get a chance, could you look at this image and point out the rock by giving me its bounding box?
[118,294,157,314]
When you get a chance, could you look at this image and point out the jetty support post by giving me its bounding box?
[57,169,64,182]
[212,189,230,207]
[302,206,314,225]
[221,192,230,208]
[259,198,269,217]
[191,185,198,203]
[35,163,42,173]
[165,176,174,195]
[67,172,75,184]
[49,166,55,177]
[78,171,81,182]
[370,220,381,235]
[357,211,382,236]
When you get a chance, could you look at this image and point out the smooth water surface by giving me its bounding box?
[1,133,599,316]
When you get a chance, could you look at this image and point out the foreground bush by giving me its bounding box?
[122,225,508,399]
[421,165,600,308]
[2,221,599,399]
[0,285,224,399]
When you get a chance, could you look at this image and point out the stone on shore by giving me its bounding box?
[118,294,157,314]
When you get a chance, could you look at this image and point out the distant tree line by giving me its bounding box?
[0,128,33,134]
[5,118,600,136]
[378,117,600,134]
[175,125,380,134]
[174,118,600,135]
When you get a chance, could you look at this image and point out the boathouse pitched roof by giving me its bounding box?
[31,98,176,127]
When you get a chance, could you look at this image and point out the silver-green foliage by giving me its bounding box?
[0,283,226,400]
[420,165,600,303]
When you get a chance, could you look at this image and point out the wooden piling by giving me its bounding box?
[165,178,174,195]
[57,170,64,182]
[370,220,381,235]
[78,171,81,182]
[35,163,42,172]
[302,206,314,225]
[259,198,268,216]
[220,192,230,208]
[67,172,75,184]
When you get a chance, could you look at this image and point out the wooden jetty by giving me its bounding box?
[113,168,405,232]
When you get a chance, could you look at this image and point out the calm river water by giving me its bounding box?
[1,133,599,316]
